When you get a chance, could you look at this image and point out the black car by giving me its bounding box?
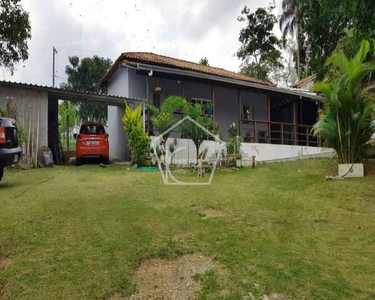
[0,118,22,182]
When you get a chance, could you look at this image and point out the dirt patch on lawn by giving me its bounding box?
[200,208,226,219]
[172,232,195,244]
[129,254,223,300]
[0,257,11,269]
[0,250,11,270]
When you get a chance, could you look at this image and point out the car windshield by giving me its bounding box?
[80,125,105,135]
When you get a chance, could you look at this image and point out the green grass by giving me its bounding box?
[61,139,76,151]
[0,160,375,299]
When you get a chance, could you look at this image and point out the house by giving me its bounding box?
[290,74,317,91]
[100,52,331,162]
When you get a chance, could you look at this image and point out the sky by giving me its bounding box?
[2,0,283,87]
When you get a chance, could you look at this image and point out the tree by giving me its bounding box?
[271,39,298,87]
[237,5,282,81]
[284,0,375,79]
[59,101,79,146]
[181,102,216,161]
[62,55,112,122]
[344,0,375,41]
[199,57,209,66]
[279,0,303,79]
[0,0,31,73]
[146,95,188,138]
[312,40,375,164]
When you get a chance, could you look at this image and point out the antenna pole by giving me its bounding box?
[52,46,58,87]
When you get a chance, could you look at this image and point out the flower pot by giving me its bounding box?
[338,163,364,178]
[145,156,152,166]
[236,159,242,168]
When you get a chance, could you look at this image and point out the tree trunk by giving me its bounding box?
[297,22,301,80]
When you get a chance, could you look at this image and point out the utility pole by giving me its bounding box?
[52,46,58,87]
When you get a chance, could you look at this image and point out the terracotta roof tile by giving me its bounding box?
[100,52,275,87]
[290,74,317,89]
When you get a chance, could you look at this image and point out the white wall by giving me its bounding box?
[240,143,335,165]
[151,137,334,166]
[128,68,147,99]
[152,137,222,165]
[108,67,129,97]
[107,67,129,161]
[107,106,128,161]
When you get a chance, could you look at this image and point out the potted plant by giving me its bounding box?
[204,102,214,115]
[236,153,242,168]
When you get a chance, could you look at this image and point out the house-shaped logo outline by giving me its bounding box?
[151,116,225,186]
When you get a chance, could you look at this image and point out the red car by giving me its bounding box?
[75,122,109,166]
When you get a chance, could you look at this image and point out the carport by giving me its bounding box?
[0,81,145,164]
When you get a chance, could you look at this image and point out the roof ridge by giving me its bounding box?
[123,51,235,74]
[121,51,274,86]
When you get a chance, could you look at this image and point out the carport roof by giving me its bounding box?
[0,80,145,106]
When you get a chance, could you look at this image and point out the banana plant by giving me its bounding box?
[313,40,375,163]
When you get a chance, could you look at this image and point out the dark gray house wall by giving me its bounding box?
[214,86,238,139]
[126,68,269,139]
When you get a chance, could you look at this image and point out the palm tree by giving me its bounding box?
[312,40,375,164]
[279,0,302,80]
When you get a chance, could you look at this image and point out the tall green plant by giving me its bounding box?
[122,103,150,166]
[312,40,375,164]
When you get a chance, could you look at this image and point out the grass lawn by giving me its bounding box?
[62,139,76,151]
[0,159,375,299]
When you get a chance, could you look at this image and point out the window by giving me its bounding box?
[80,125,105,135]
[191,98,213,116]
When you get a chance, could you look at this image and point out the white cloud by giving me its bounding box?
[3,0,282,87]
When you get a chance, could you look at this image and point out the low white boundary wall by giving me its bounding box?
[240,143,335,166]
[151,137,335,165]
[151,137,222,165]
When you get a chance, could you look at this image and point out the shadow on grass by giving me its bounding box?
[0,182,18,189]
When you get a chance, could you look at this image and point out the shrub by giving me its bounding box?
[122,103,150,166]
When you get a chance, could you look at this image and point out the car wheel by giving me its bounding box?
[75,158,81,166]
[0,167,3,182]
[102,157,109,165]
